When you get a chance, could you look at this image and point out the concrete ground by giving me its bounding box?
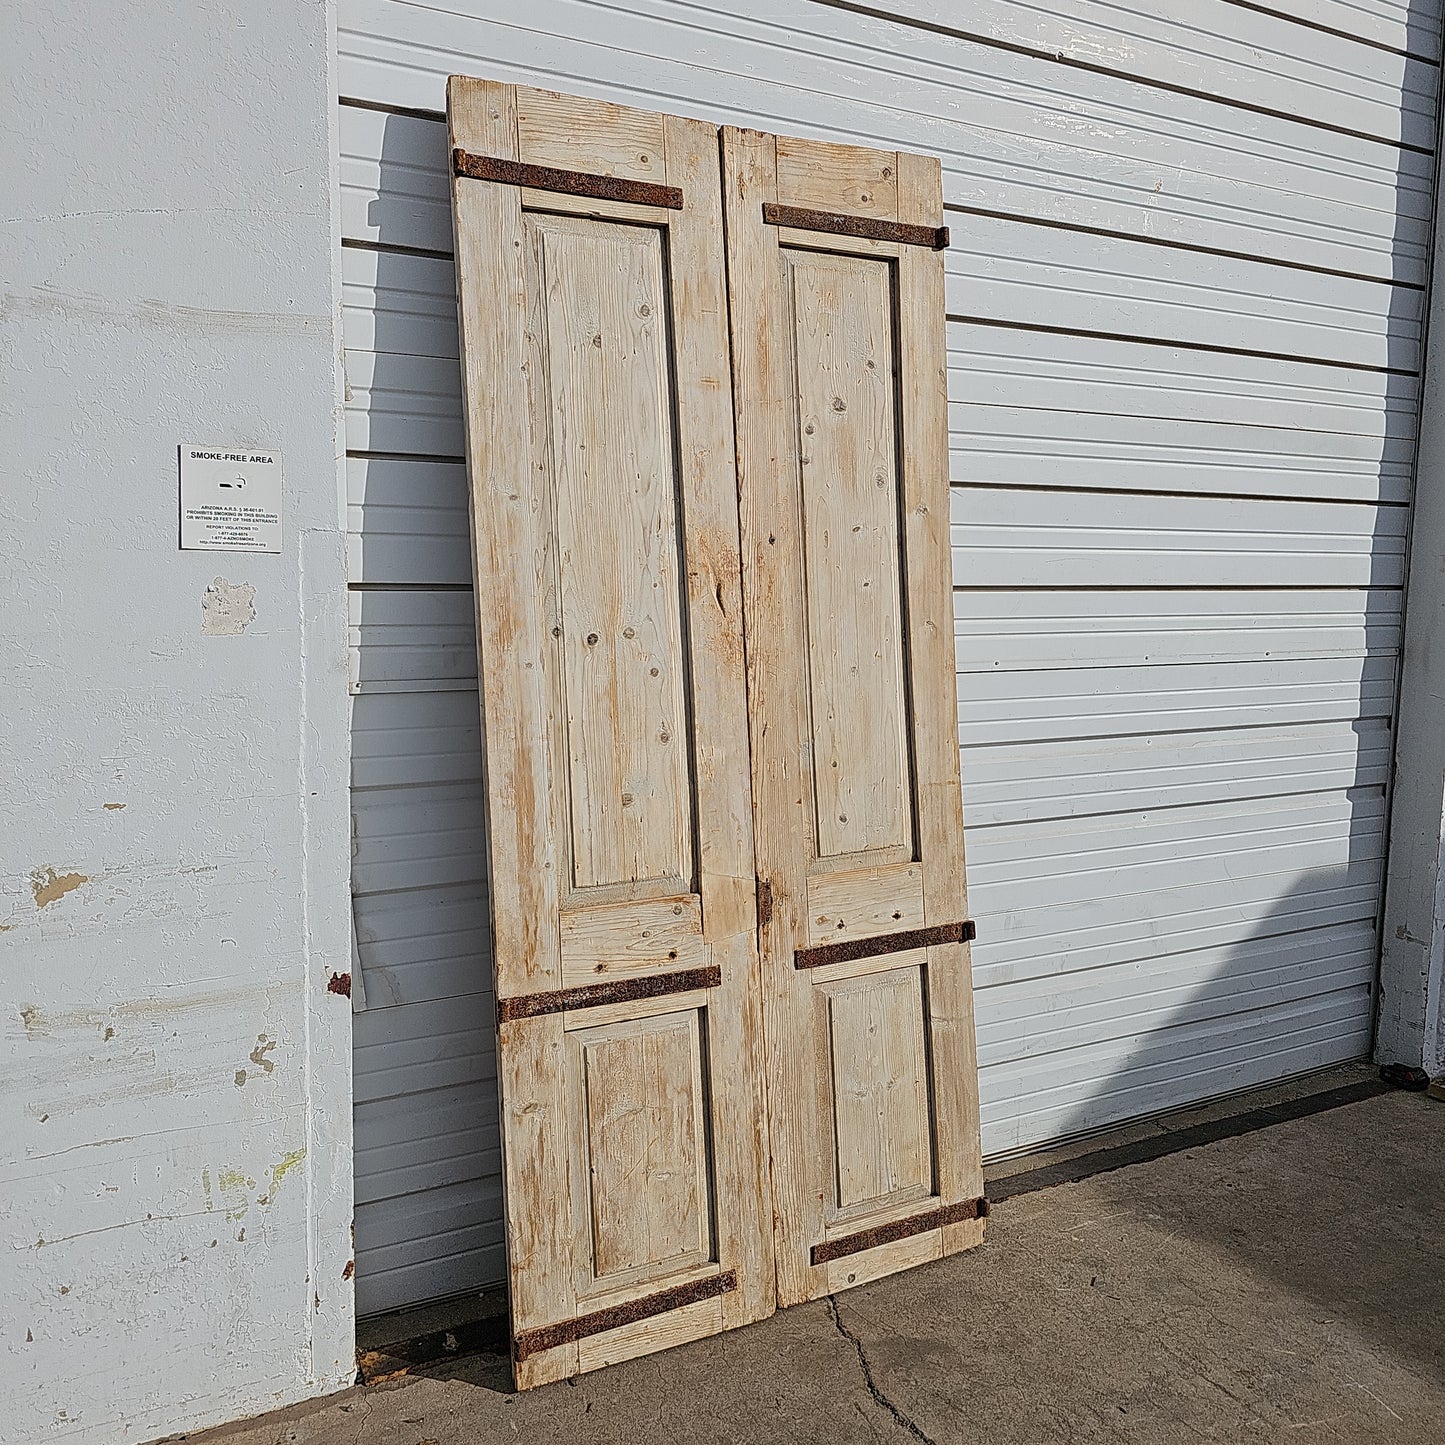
[196,1074,1444,1445]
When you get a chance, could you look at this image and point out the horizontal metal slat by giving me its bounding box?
[950,325,1418,443]
[954,588,1402,672]
[950,486,1408,591]
[349,586,477,693]
[960,718,1393,825]
[340,201,1422,377]
[957,654,1398,745]
[353,992,495,1099]
[976,922,1378,1042]
[338,0,1433,278]
[352,881,492,1012]
[971,789,1385,872]
[353,1086,500,1204]
[1236,0,1440,58]
[945,210,1422,372]
[351,782,487,896]
[877,0,1439,144]
[978,999,1372,1155]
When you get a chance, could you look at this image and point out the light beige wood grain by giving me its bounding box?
[723,124,827,1310]
[897,148,985,1217]
[560,895,704,983]
[449,71,512,155]
[575,1295,726,1373]
[517,87,667,181]
[448,79,559,999]
[941,1212,987,1258]
[520,189,665,226]
[896,150,968,935]
[821,966,934,1213]
[809,841,914,874]
[452,83,774,1386]
[662,109,775,1333]
[450,74,579,1386]
[823,1227,941,1295]
[496,1016,579,1385]
[818,1186,943,1241]
[807,863,925,945]
[568,1011,710,1291]
[776,134,899,219]
[724,126,984,1307]
[786,246,913,858]
[529,212,693,891]
[776,226,901,259]
[562,983,712,1032]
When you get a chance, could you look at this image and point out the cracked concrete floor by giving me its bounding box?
[195,1088,1443,1445]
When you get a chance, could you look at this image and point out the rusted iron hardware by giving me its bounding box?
[511,1270,739,1361]
[496,964,722,1023]
[810,1197,989,1265]
[762,201,949,250]
[794,918,976,971]
[453,148,684,209]
[756,875,775,929]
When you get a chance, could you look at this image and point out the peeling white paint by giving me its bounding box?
[200,578,257,636]
[1,1,354,1442]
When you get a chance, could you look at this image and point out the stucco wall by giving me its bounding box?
[0,4,354,1443]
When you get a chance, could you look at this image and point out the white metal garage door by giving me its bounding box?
[338,0,1438,1315]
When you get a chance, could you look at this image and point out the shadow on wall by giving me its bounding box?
[1031,0,1436,1142]
[997,0,1441,1380]
[346,104,504,1317]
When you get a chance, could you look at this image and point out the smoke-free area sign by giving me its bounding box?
[179,445,282,552]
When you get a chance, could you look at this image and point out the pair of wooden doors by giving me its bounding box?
[448,76,985,1388]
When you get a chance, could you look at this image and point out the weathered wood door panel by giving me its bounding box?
[723,126,987,1306]
[448,78,773,1386]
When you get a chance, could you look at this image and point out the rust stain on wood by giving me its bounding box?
[810,1197,988,1265]
[511,1270,737,1362]
[756,876,774,930]
[327,972,352,998]
[453,148,683,209]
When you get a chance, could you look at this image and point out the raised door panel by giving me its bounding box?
[724,126,986,1306]
[788,247,915,861]
[568,1010,712,1290]
[820,962,934,1215]
[449,77,772,1387]
[529,213,694,895]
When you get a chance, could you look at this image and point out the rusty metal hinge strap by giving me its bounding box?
[512,1270,738,1362]
[497,964,721,1024]
[794,918,975,971]
[452,148,684,210]
[810,1197,988,1266]
[762,201,949,250]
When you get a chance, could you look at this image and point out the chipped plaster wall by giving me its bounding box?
[0,4,354,1443]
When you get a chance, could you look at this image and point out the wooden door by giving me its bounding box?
[722,127,987,1306]
[448,79,773,1386]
